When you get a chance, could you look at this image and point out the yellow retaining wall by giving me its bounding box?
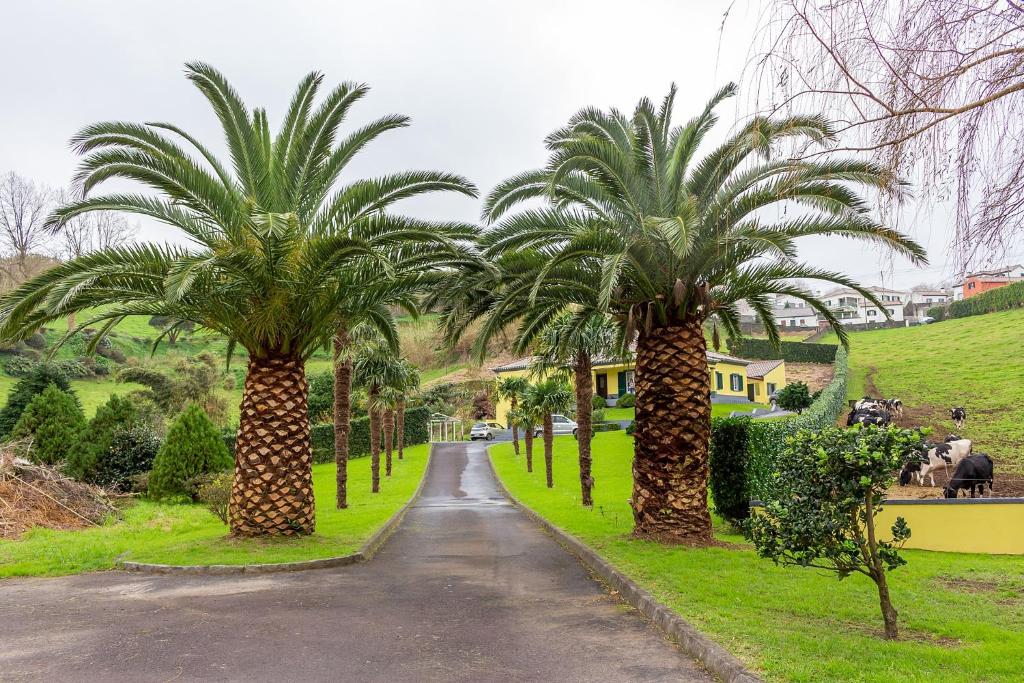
[876,499,1024,555]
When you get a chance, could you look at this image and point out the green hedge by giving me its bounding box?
[945,280,1024,320]
[708,416,752,525]
[726,338,837,363]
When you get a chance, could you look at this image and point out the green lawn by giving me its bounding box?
[0,443,430,577]
[602,403,769,422]
[490,433,1024,683]
[821,309,1024,471]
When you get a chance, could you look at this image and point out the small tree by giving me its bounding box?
[775,381,813,414]
[746,425,925,639]
[0,364,76,439]
[496,376,530,457]
[65,394,137,481]
[148,315,194,345]
[524,378,573,489]
[11,384,86,465]
[93,424,162,491]
[507,405,535,472]
[149,404,233,500]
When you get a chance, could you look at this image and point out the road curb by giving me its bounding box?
[485,451,762,683]
[119,447,434,575]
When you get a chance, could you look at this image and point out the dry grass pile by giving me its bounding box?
[0,444,115,539]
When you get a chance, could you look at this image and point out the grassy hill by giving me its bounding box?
[822,309,1024,472]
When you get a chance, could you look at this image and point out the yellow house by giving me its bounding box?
[491,351,786,425]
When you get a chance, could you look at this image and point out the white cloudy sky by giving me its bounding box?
[0,0,990,289]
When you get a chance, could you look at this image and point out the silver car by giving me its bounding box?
[470,421,507,441]
[533,414,578,438]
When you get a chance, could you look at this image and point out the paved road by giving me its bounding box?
[0,443,710,682]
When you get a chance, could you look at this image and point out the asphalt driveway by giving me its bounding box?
[0,442,710,682]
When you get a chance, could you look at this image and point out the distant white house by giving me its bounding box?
[772,306,818,328]
[905,289,951,320]
[822,286,908,325]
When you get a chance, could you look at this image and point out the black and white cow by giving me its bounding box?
[899,439,973,486]
[886,399,904,420]
[943,454,994,498]
[847,408,891,427]
[951,407,967,430]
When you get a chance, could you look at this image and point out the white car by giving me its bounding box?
[470,421,507,441]
[533,414,578,438]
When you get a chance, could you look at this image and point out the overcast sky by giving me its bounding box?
[0,0,997,289]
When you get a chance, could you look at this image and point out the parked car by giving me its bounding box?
[470,421,507,441]
[533,414,578,438]
[920,316,936,324]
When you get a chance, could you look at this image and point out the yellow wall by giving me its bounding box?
[710,361,750,398]
[493,367,529,425]
[876,501,1024,555]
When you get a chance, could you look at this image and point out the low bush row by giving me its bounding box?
[942,280,1024,320]
[308,406,430,463]
[725,337,838,363]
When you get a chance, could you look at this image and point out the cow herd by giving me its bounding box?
[846,399,995,499]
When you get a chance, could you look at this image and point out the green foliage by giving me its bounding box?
[309,406,429,464]
[0,364,77,439]
[726,338,838,363]
[307,370,334,423]
[149,404,232,500]
[616,392,636,408]
[3,355,38,377]
[746,425,926,636]
[116,354,228,425]
[591,394,607,409]
[625,420,635,436]
[775,381,813,413]
[708,416,751,526]
[945,280,1024,319]
[592,408,606,422]
[925,305,946,321]
[92,424,162,492]
[11,384,87,465]
[193,471,232,523]
[592,421,621,433]
[24,332,47,349]
[65,394,138,481]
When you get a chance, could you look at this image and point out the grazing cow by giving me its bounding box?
[899,439,973,486]
[886,399,904,420]
[943,454,994,498]
[854,397,886,412]
[951,407,967,430]
[847,408,890,427]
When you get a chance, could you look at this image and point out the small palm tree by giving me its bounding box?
[507,404,535,472]
[353,344,406,492]
[533,312,621,506]
[376,385,402,477]
[496,376,530,455]
[482,84,926,542]
[524,378,574,489]
[393,360,421,461]
[0,64,477,536]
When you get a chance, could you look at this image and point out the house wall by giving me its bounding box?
[709,361,751,399]
[492,367,529,425]
[760,364,787,398]
[876,500,1024,555]
[963,277,1020,299]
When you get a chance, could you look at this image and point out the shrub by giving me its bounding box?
[0,364,77,439]
[117,355,228,425]
[925,305,946,321]
[726,338,838,363]
[310,406,430,464]
[472,390,493,419]
[945,280,1024,319]
[65,394,138,481]
[307,370,334,423]
[616,392,636,408]
[92,424,162,491]
[24,332,47,350]
[775,381,813,413]
[708,416,751,526]
[592,421,622,433]
[193,471,232,523]
[591,394,607,409]
[746,424,926,639]
[97,344,127,363]
[592,408,606,422]
[625,421,635,436]
[11,384,87,466]
[4,355,38,377]
[54,359,92,379]
[149,404,233,500]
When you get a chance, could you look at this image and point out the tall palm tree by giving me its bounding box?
[495,375,530,455]
[480,84,926,542]
[533,312,620,506]
[393,359,420,461]
[0,64,478,535]
[353,344,406,492]
[524,378,574,489]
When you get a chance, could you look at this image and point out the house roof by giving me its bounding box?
[967,264,1023,278]
[489,357,538,373]
[745,359,784,379]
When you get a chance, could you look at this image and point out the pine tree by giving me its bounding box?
[149,403,233,500]
[65,394,138,481]
[0,364,78,439]
[11,384,87,466]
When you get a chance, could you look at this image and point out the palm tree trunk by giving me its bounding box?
[574,351,594,506]
[369,385,381,493]
[631,317,713,543]
[543,413,554,488]
[229,354,314,536]
[510,396,520,456]
[524,424,534,472]
[396,397,406,460]
[383,408,395,477]
[333,329,352,509]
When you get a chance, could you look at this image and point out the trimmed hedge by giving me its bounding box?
[708,416,751,526]
[726,338,837,363]
[945,280,1024,319]
[310,406,429,464]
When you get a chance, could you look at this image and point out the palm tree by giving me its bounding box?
[507,404,535,472]
[393,359,420,461]
[524,378,574,489]
[377,385,402,477]
[481,84,926,542]
[495,375,530,456]
[353,344,406,492]
[0,64,477,535]
[533,312,620,506]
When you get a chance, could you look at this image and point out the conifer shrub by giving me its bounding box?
[0,364,77,439]
[149,404,233,500]
[92,424,162,491]
[65,395,138,481]
[11,384,87,466]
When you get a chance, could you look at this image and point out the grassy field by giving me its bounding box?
[603,403,769,422]
[490,433,1024,683]
[821,309,1024,471]
[0,443,430,577]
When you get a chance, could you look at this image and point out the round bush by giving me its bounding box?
[92,424,162,491]
[617,392,636,408]
[776,381,813,414]
[11,384,87,466]
[591,394,607,409]
[149,404,233,500]
[4,355,38,377]
[24,332,47,350]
